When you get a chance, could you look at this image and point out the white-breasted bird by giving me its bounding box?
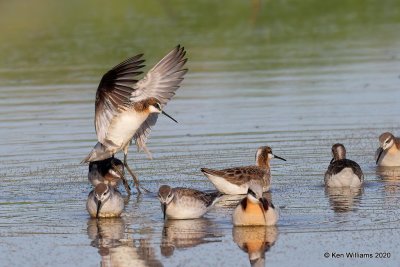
[157,185,221,220]
[86,183,124,218]
[82,45,188,193]
[324,143,364,187]
[201,146,286,194]
[376,132,400,166]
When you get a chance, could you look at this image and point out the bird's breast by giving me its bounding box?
[106,110,149,147]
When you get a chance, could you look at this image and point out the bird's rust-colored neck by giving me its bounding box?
[132,97,158,113]
[256,154,270,169]
[255,147,272,169]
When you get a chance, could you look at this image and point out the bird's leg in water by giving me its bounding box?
[111,161,131,195]
[123,153,150,193]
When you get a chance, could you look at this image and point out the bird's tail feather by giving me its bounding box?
[81,142,114,164]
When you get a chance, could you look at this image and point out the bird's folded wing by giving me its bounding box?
[202,167,265,185]
[95,54,145,144]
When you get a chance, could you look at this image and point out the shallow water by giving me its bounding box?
[1,1,400,266]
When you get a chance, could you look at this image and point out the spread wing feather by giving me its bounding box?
[95,54,145,144]
[130,45,188,155]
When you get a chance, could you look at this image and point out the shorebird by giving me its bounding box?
[232,184,278,226]
[201,146,286,194]
[376,132,400,166]
[88,157,131,193]
[157,185,222,220]
[324,143,364,187]
[82,45,188,193]
[86,183,124,218]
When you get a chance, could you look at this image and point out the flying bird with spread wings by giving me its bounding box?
[82,45,188,193]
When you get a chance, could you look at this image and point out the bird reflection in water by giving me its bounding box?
[160,218,222,257]
[376,166,400,198]
[232,226,278,267]
[325,186,363,213]
[87,218,162,266]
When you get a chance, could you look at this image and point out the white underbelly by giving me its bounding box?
[106,111,147,148]
[86,192,124,218]
[378,152,400,167]
[325,168,362,187]
[206,174,249,194]
[166,201,208,219]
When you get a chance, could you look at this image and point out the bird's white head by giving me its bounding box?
[147,100,178,123]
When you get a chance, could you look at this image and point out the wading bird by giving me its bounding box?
[82,45,188,193]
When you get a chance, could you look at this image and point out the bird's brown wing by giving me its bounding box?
[201,166,266,186]
[95,54,145,144]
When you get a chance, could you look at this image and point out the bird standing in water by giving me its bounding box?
[232,183,278,226]
[82,45,188,193]
[157,185,221,220]
[324,143,363,187]
[201,146,286,194]
[88,157,131,194]
[86,183,124,218]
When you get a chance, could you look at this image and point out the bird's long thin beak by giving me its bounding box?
[376,149,383,165]
[273,154,286,161]
[96,201,102,218]
[162,203,167,220]
[330,158,335,164]
[162,110,178,123]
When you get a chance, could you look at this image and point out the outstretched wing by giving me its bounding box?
[130,45,188,105]
[95,54,145,144]
[130,45,188,155]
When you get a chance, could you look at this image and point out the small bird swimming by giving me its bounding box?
[232,184,278,226]
[82,45,188,193]
[86,183,124,218]
[88,157,131,193]
[376,132,400,166]
[201,146,286,195]
[157,185,221,220]
[324,143,364,187]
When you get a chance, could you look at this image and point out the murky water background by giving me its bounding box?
[1,1,400,266]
